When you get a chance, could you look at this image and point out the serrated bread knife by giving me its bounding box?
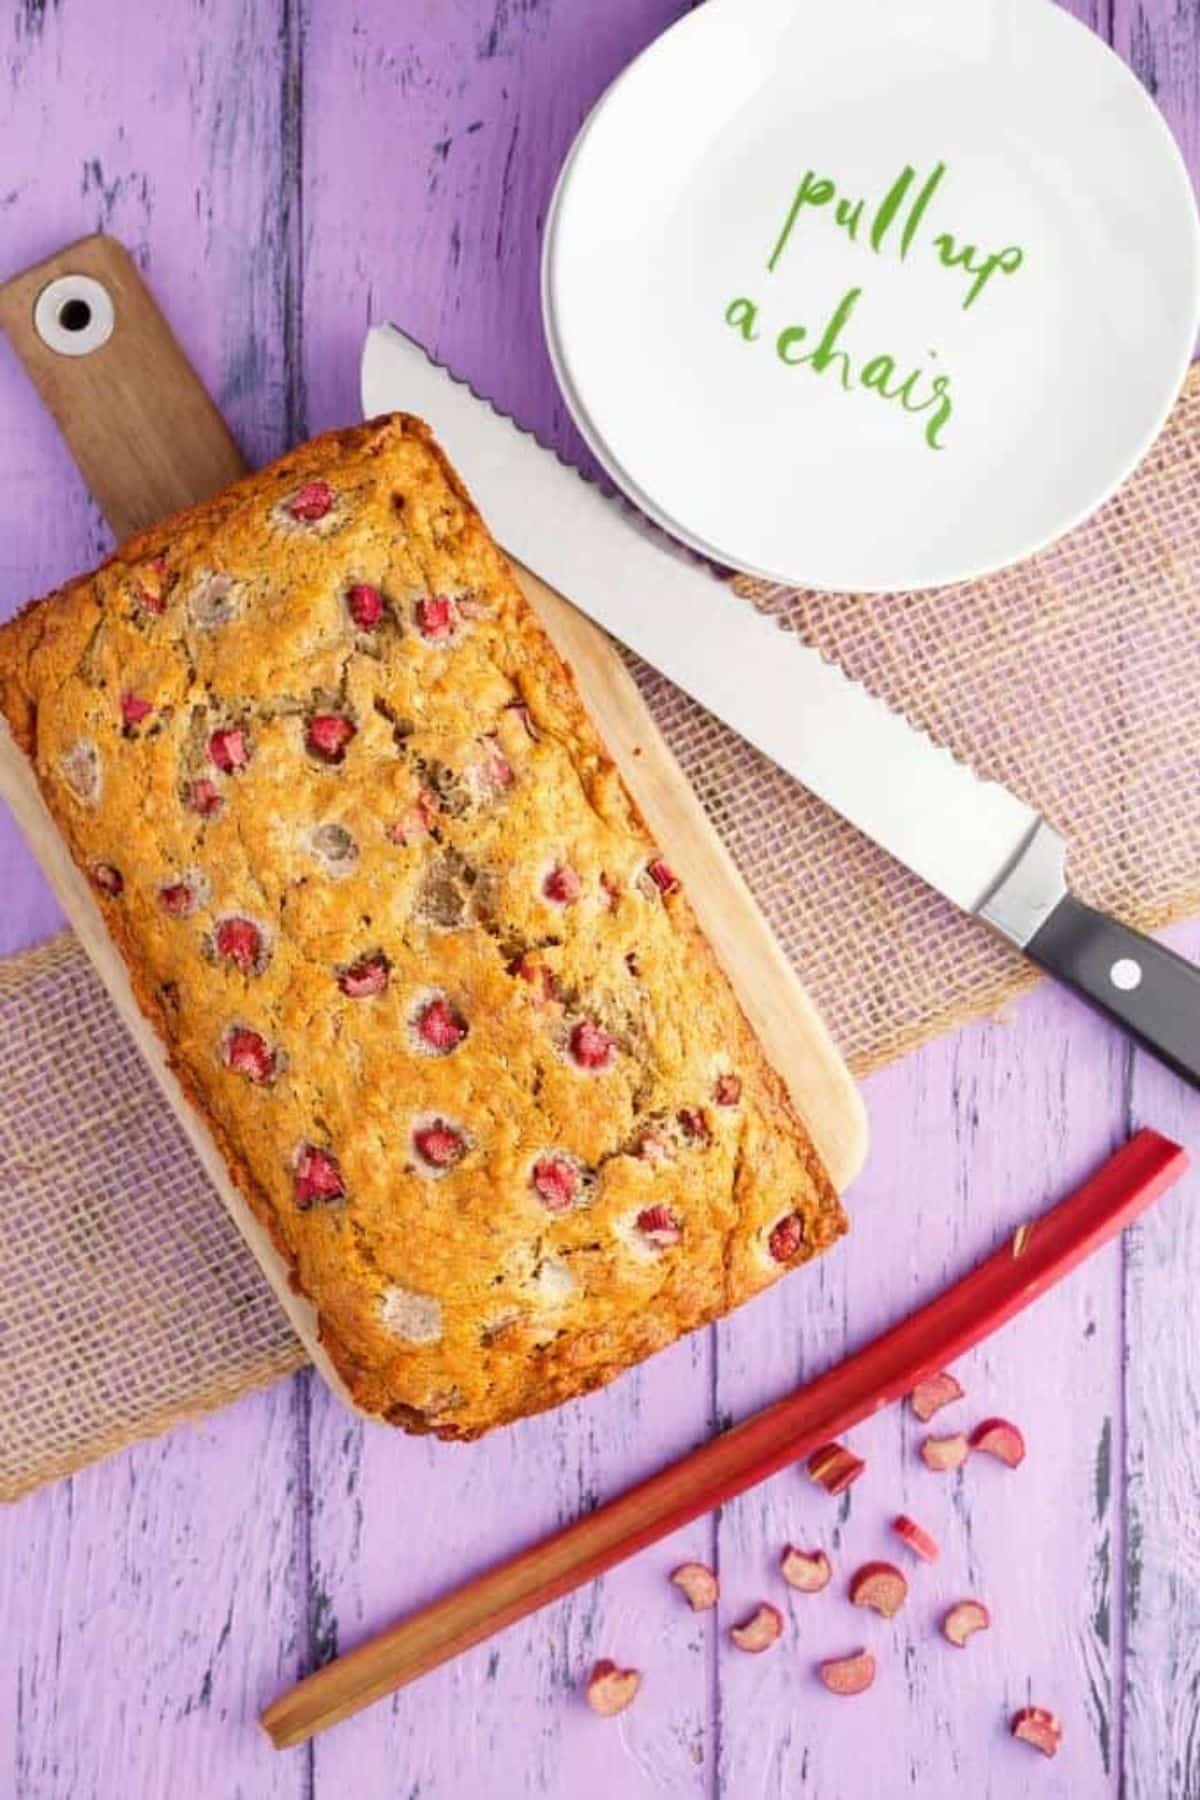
[362,323,1200,1088]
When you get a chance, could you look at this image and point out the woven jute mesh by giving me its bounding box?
[3,372,1199,1501]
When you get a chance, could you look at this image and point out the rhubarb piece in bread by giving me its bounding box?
[0,414,846,1437]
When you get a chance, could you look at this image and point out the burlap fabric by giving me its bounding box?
[3,372,1199,1502]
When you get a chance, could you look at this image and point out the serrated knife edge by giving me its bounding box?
[362,324,1041,918]
[361,322,1200,1089]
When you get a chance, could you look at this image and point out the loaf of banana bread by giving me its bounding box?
[0,415,846,1437]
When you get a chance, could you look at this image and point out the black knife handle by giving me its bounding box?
[1026,895,1200,1087]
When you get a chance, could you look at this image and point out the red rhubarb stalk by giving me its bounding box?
[261,1130,1186,1748]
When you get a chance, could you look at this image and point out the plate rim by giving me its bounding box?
[541,0,1200,594]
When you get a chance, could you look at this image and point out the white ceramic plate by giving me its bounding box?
[542,0,1200,593]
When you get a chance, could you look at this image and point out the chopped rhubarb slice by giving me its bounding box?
[817,1649,875,1696]
[780,1546,832,1593]
[970,1417,1026,1468]
[416,594,455,640]
[730,1603,783,1653]
[941,1599,990,1647]
[543,864,582,905]
[288,479,333,521]
[224,1026,276,1084]
[415,995,468,1051]
[807,1442,865,1495]
[585,1660,641,1717]
[338,952,390,999]
[769,1212,805,1263]
[714,1073,742,1107]
[158,880,196,917]
[676,1108,710,1144]
[646,859,680,895]
[120,692,154,728]
[413,1119,467,1171]
[569,1019,614,1071]
[91,861,123,897]
[306,713,357,764]
[849,1561,908,1619]
[670,1562,718,1612]
[532,1154,580,1212]
[892,1514,939,1563]
[137,581,165,615]
[293,1144,344,1207]
[187,778,224,818]
[637,1205,682,1248]
[347,582,384,628]
[909,1370,964,1422]
[387,787,439,845]
[1011,1706,1062,1758]
[214,916,263,971]
[209,726,249,773]
[920,1431,970,1473]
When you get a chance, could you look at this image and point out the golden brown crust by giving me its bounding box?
[0,415,846,1437]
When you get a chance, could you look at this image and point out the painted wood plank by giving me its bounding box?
[0,0,300,957]
[301,1349,716,1797]
[2,1,1197,1797]
[300,0,689,455]
[0,1391,306,1800]
[296,3,715,1795]
[0,234,247,540]
[1123,921,1200,1800]
[713,981,1130,1800]
[1113,0,1200,197]
[0,5,305,1799]
[1098,12,1200,1786]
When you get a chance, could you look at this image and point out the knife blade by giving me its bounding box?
[362,322,1200,1087]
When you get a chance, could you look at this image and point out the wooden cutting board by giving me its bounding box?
[0,233,867,1411]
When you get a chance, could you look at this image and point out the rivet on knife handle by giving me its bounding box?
[978,818,1200,1087]
[1025,897,1200,1085]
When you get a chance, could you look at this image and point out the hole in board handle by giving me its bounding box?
[58,297,92,333]
[33,273,115,357]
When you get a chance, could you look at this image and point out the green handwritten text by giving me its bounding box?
[767,158,1024,312]
[724,285,952,451]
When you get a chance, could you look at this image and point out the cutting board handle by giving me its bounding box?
[0,233,246,539]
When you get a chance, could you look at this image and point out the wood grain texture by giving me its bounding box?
[263,1131,1185,1750]
[2,1,1200,1797]
[0,7,305,1800]
[1105,9,1200,1788]
[1113,0,1200,203]
[1105,15,1200,1791]
[713,987,1132,1800]
[1124,922,1200,1800]
[0,235,245,538]
[0,1390,307,1800]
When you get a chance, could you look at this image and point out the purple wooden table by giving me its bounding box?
[2,4,1199,1796]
